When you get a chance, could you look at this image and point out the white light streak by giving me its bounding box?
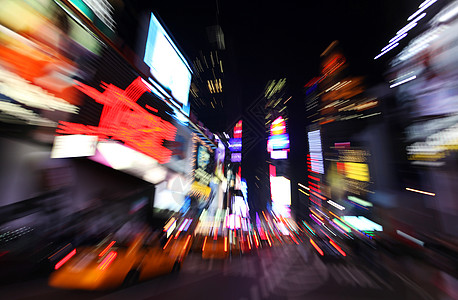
[374,43,399,60]
[359,112,381,119]
[397,21,418,36]
[408,0,436,21]
[298,183,309,190]
[405,187,435,196]
[388,32,408,44]
[396,230,425,246]
[390,75,416,88]
[327,200,345,210]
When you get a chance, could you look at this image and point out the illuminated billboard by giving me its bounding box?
[231,153,241,162]
[308,130,324,174]
[270,176,291,206]
[344,162,370,182]
[144,13,192,116]
[228,138,242,152]
[271,176,291,218]
[231,120,242,162]
[56,77,178,164]
[267,134,290,151]
[267,116,289,155]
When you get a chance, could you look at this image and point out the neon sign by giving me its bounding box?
[270,117,286,135]
[234,120,242,139]
[56,77,177,164]
[228,138,242,152]
[267,116,289,154]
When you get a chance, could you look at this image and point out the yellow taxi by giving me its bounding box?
[49,232,192,290]
[201,235,229,259]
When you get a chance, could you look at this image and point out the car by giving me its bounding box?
[201,235,229,259]
[48,231,192,290]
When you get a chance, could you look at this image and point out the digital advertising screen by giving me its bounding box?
[143,13,192,117]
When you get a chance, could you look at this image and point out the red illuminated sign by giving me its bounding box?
[234,120,242,139]
[56,77,177,164]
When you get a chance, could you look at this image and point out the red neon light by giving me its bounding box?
[98,251,117,270]
[308,175,320,181]
[234,120,242,138]
[55,249,76,270]
[310,239,324,256]
[57,77,177,164]
[309,182,320,189]
[247,235,251,250]
[269,165,276,177]
[311,190,326,200]
[309,186,321,193]
[163,236,173,250]
[329,239,346,256]
[99,241,116,257]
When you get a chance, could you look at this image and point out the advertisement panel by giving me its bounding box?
[143,13,192,117]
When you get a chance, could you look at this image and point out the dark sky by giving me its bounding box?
[147,0,416,101]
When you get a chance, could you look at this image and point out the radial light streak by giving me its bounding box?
[405,187,435,196]
[397,230,425,246]
[327,200,345,210]
[408,0,436,21]
[389,32,408,44]
[310,239,324,256]
[390,75,417,88]
[374,43,399,60]
[54,249,76,270]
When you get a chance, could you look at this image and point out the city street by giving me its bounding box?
[0,243,436,300]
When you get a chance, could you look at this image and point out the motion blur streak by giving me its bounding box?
[163,236,173,250]
[329,240,347,256]
[54,249,76,270]
[405,187,435,196]
[310,239,324,256]
[183,235,191,250]
[202,236,208,252]
[99,241,116,257]
[98,251,117,271]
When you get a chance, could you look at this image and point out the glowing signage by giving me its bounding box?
[144,13,192,112]
[234,120,242,138]
[270,176,291,206]
[228,138,242,152]
[271,150,288,159]
[267,134,290,151]
[241,178,248,201]
[231,152,241,162]
[51,135,98,158]
[342,216,383,232]
[344,162,369,182]
[270,116,286,135]
[308,130,324,174]
[56,77,177,164]
[267,116,289,155]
